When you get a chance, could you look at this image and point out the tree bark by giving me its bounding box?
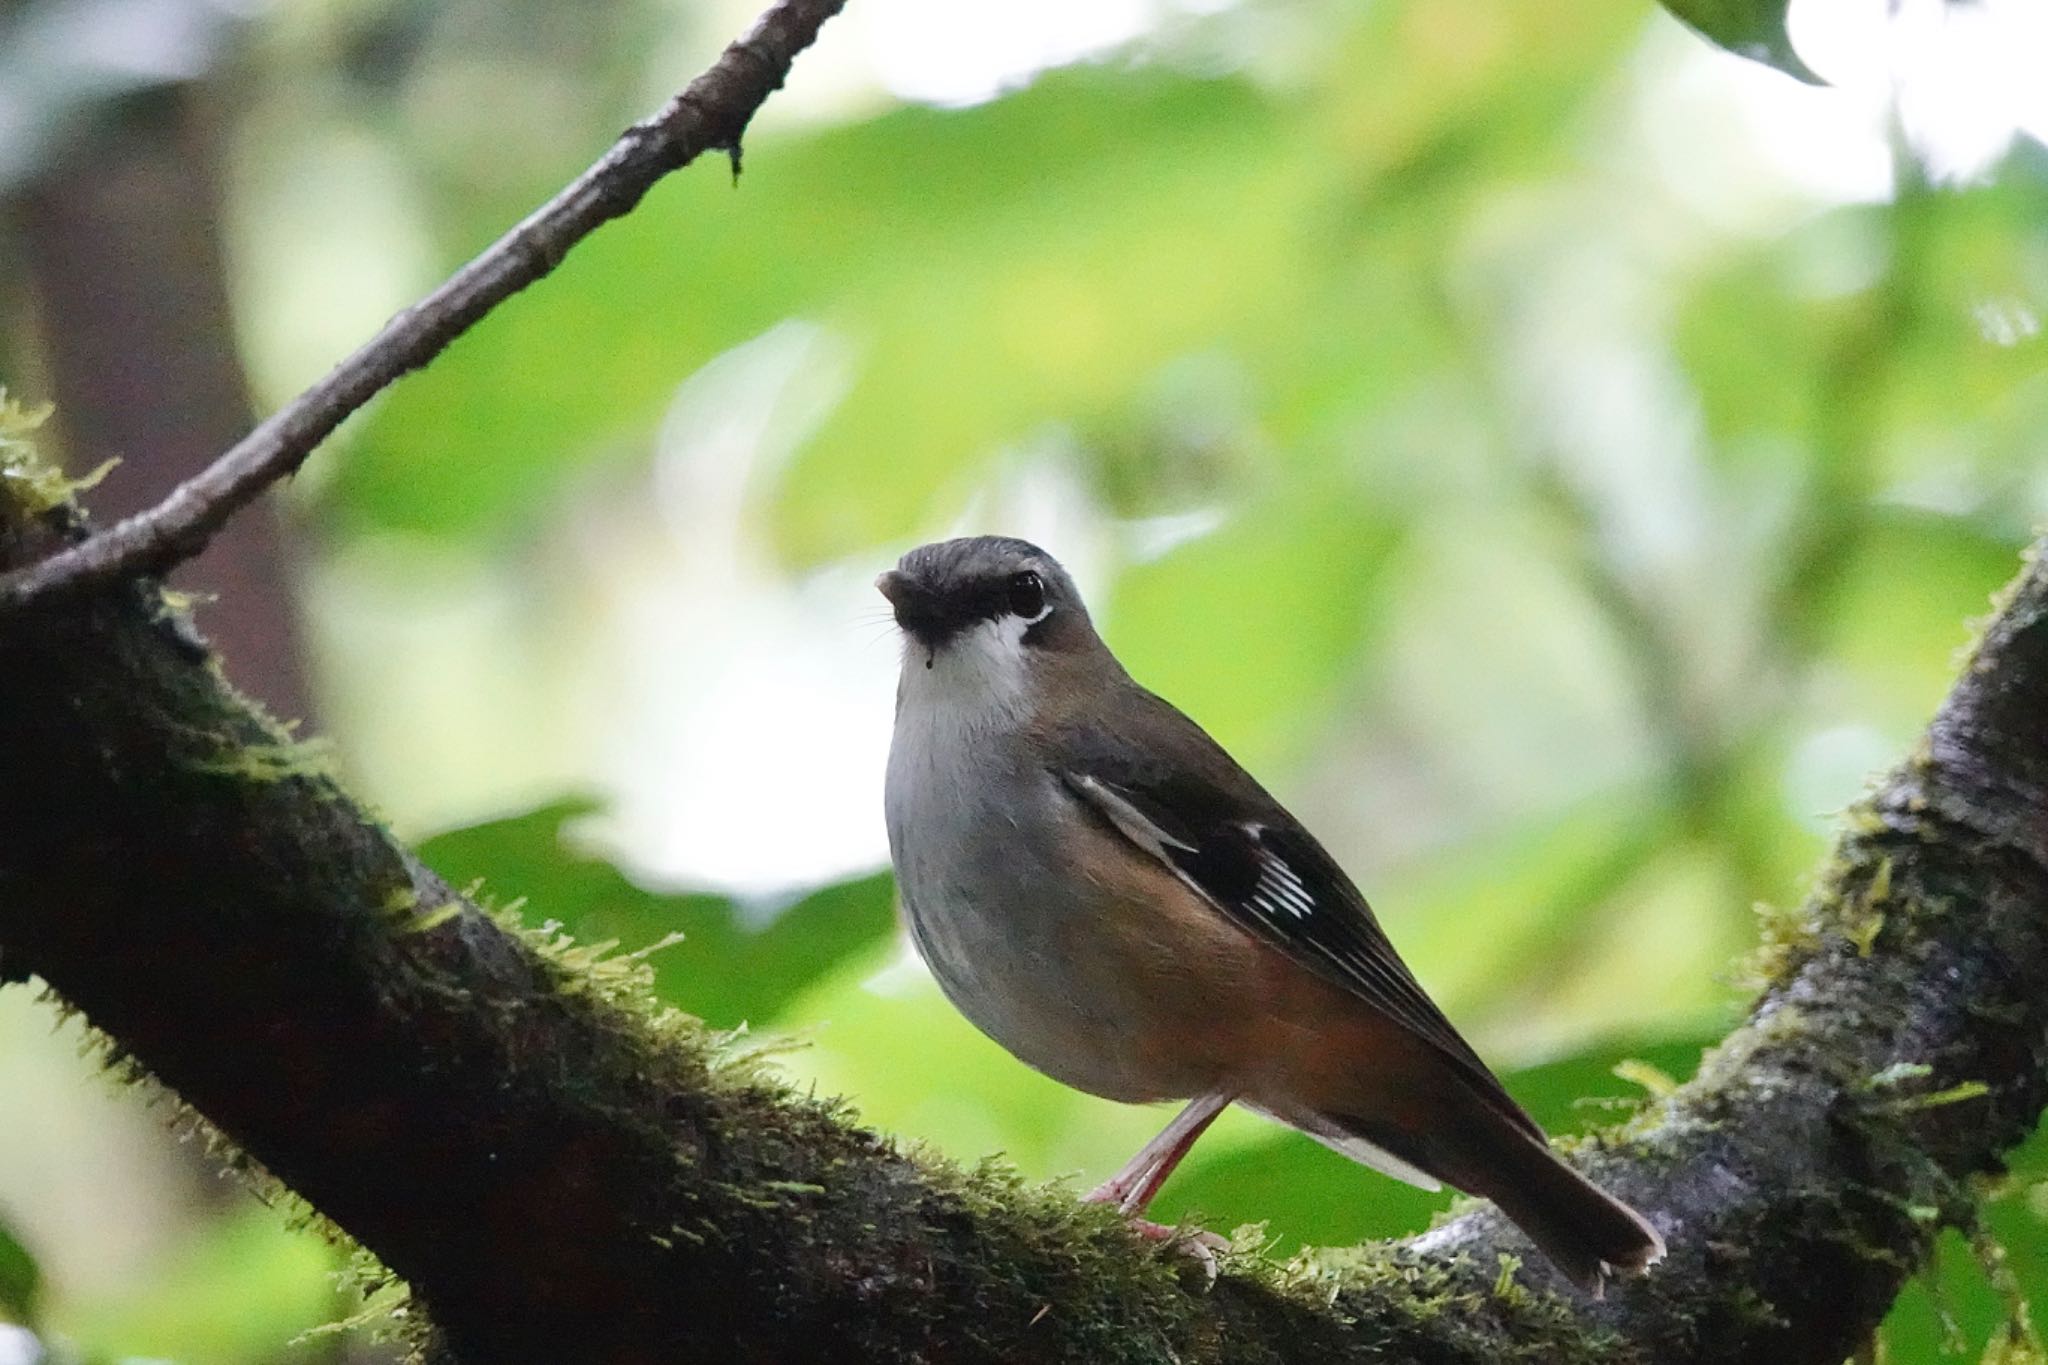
[0,443,2044,1361]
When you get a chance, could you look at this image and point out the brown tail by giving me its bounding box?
[1461,1124,1665,1296]
[1328,1083,1664,1296]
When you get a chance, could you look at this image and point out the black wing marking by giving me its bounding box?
[1062,764,1531,1124]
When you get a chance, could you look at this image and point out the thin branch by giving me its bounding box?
[0,0,847,612]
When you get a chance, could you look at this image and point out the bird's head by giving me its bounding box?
[877,537,1097,678]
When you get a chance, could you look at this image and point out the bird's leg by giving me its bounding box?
[1085,1090,1233,1221]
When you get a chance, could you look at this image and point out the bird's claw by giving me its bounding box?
[1123,1217,1225,1281]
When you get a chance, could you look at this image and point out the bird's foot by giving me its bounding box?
[1083,1184,1225,1261]
[1123,1217,1226,1280]
[1123,1217,1225,1250]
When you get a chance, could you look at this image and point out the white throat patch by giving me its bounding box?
[898,612,1036,726]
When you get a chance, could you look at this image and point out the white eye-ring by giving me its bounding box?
[1007,570,1051,622]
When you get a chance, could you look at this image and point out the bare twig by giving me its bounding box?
[0,0,847,612]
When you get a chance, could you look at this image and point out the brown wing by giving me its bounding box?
[1053,688,1540,1138]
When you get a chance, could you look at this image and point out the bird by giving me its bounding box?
[877,534,1664,1294]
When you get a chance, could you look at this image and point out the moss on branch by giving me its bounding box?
[2,432,2047,1362]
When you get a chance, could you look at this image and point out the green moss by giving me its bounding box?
[1741,897,1822,989]
[1882,1081,1992,1114]
[1983,1324,2048,1365]
[183,737,341,784]
[1868,1062,1935,1091]
[1612,1058,1679,1099]
[298,1246,416,1356]
[1492,1252,1525,1299]
[1725,1284,1790,1332]
[1742,798,1958,994]
[0,396,81,516]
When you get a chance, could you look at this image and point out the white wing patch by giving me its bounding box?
[1065,773,1194,861]
[1245,828,1316,920]
[1241,1102,1443,1192]
[1308,1130,1443,1191]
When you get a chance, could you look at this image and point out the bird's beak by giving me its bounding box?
[875,570,913,610]
[876,569,953,652]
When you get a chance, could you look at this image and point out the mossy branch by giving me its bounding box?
[3,419,2048,1360]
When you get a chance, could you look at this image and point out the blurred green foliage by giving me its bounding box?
[419,801,897,1029]
[1655,0,1814,83]
[0,1216,40,1327]
[338,0,1655,557]
[57,1211,346,1365]
[6,0,2048,1359]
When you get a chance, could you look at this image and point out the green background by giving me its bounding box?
[2,0,2045,1358]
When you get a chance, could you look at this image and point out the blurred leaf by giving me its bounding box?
[1381,791,1677,1027]
[1820,508,2025,736]
[1107,491,1401,765]
[418,800,896,1027]
[330,0,1644,561]
[1703,730,1837,917]
[335,70,1302,549]
[56,1209,338,1365]
[773,958,1148,1183]
[1154,1124,1450,1253]
[1877,160,2048,501]
[1681,168,2048,496]
[1154,1034,1710,1252]
[1507,843,1751,1056]
[0,1217,39,1327]
[1676,206,1881,462]
[1655,0,1820,84]
[1880,1116,2048,1362]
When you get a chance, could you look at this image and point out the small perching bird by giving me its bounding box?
[879,535,1664,1294]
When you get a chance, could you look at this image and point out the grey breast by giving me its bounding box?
[884,712,1161,1102]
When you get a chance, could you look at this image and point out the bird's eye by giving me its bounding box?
[1007,570,1047,619]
